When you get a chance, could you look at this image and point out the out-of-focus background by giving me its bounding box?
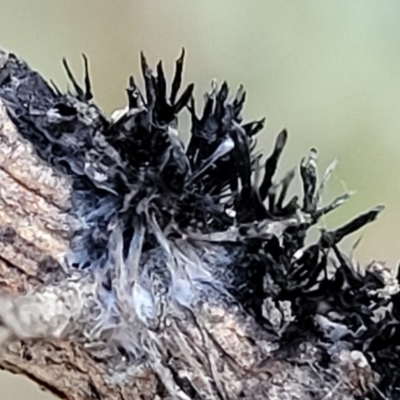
[0,1,400,398]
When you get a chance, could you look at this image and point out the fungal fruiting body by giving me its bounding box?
[0,49,398,399]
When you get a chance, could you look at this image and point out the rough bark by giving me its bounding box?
[0,49,396,400]
[0,101,161,399]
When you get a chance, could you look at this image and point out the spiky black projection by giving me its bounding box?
[0,49,398,399]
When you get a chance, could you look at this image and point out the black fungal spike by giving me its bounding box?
[140,52,156,109]
[242,118,265,137]
[82,54,93,101]
[300,148,318,213]
[321,205,384,248]
[62,58,85,100]
[218,81,229,104]
[276,169,295,210]
[50,79,62,96]
[170,48,185,104]
[156,61,167,102]
[233,85,246,116]
[201,95,214,122]
[126,76,140,109]
[173,83,194,114]
[314,192,352,220]
[259,129,288,200]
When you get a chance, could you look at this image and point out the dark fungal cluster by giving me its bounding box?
[0,49,399,399]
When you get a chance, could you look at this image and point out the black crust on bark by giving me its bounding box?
[0,49,398,399]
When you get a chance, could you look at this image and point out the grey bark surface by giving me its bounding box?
[0,49,393,400]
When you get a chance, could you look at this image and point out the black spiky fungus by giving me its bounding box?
[0,48,398,399]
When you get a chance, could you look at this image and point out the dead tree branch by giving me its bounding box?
[0,48,396,400]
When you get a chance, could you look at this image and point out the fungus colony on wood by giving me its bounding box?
[0,49,399,399]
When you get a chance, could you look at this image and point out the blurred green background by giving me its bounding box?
[1,1,400,398]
